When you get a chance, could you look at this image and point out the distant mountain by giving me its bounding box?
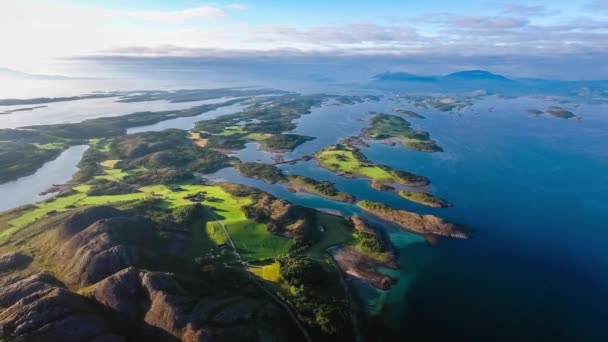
[369,69,608,96]
[0,67,74,80]
[373,72,437,82]
[440,70,513,82]
[369,69,525,92]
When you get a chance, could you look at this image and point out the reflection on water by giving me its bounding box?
[126,100,248,134]
[0,145,88,211]
[0,96,238,129]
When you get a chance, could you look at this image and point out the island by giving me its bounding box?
[357,200,469,239]
[527,107,580,120]
[396,109,425,119]
[397,190,452,208]
[314,140,430,187]
[235,162,355,203]
[361,112,443,152]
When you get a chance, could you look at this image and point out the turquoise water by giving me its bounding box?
[211,95,608,340]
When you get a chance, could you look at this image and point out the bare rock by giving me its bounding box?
[59,206,123,240]
[0,251,31,273]
[58,216,150,286]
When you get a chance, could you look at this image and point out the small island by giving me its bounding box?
[361,112,443,152]
[314,141,429,187]
[235,162,355,203]
[396,109,425,119]
[357,200,469,239]
[528,107,580,120]
[397,190,452,208]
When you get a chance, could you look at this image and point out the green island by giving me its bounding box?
[528,107,580,120]
[235,162,355,203]
[361,112,443,152]
[357,200,469,238]
[402,94,474,112]
[314,140,429,187]
[397,190,452,208]
[396,109,425,119]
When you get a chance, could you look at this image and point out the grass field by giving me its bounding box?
[315,148,397,182]
[306,213,354,262]
[139,184,293,261]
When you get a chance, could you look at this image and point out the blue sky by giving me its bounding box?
[0,0,606,78]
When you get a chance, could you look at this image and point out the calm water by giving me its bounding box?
[0,96,238,129]
[210,95,608,340]
[0,145,88,211]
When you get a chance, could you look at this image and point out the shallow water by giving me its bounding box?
[0,145,88,211]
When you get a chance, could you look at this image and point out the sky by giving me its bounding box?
[1,0,607,79]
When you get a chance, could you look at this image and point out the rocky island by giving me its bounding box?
[361,112,443,152]
[357,200,469,239]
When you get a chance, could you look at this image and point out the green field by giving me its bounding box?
[316,147,400,182]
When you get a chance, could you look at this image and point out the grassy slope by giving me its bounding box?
[315,148,399,182]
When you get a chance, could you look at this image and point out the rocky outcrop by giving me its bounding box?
[58,216,151,286]
[0,273,124,342]
[333,246,397,290]
[358,200,470,239]
[88,268,279,341]
[0,251,31,272]
[59,206,123,239]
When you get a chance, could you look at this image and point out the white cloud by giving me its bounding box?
[123,6,225,22]
[227,4,247,10]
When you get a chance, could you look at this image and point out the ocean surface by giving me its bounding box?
[1,80,607,340]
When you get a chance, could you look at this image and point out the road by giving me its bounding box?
[202,204,312,342]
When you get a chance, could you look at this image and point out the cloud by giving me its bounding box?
[122,6,225,22]
[587,0,608,13]
[227,4,247,10]
[450,16,529,29]
[501,4,558,17]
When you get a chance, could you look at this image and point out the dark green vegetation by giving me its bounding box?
[0,129,73,183]
[171,203,203,224]
[261,133,315,151]
[236,162,287,183]
[193,93,373,152]
[396,109,425,119]
[402,94,474,112]
[116,87,287,103]
[114,130,233,186]
[234,162,355,202]
[398,191,452,208]
[528,107,580,119]
[545,106,579,119]
[315,141,430,187]
[23,99,245,139]
[358,200,469,239]
[0,142,65,183]
[86,178,140,196]
[287,175,355,203]
[278,254,351,337]
[362,113,442,152]
[0,105,47,114]
[0,93,115,106]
